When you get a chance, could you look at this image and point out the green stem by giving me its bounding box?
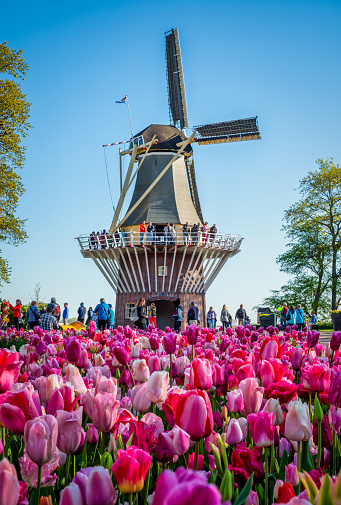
[129,493,133,505]
[169,353,172,385]
[297,441,302,493]
[73,453,76,479]
[317,422,322,468]
[0,427,5,459]
[333,430,337,476]
[308,392,313,423]
[65,453,71,485]
[143,463,152,505]
[153,403,156,414]
[101,431,105,455]
[264,447,269,505]
[191,345,194,362]
[127,364,135,387]
[270,443,274,474]
[194,440,200,471]
[36,465,42,505]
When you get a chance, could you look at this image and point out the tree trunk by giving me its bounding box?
[332,247,338,310]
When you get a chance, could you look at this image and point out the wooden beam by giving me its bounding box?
[116,133,195,232]
[126,135,156,193]
[109,144,138,233]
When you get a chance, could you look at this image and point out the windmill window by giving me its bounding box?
[125,303,135,319]
[158,266,168,276]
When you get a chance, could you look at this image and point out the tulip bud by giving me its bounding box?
[219,470,234,501]
[209,443,223,473]
[285,462,299,487]
[221,406,228,421]
[314,396,324,424]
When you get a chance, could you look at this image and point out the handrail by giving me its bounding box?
[76,231,243,253]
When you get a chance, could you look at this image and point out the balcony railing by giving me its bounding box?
[77,231,242,253]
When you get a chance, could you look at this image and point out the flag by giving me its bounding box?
[115,95,127,104]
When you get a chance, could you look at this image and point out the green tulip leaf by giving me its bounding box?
[301,440,313,471]
[234,472,254,505]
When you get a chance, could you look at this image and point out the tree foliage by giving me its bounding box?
[0,41,30,286]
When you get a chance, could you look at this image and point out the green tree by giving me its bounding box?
[277,224,332,315]
[0,41,30,285]
[284,158,341,310]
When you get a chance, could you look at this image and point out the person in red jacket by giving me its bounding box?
[9,299,22,330]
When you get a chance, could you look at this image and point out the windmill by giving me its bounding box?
[77,28,260,329]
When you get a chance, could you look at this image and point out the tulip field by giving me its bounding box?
[0,322,341,505]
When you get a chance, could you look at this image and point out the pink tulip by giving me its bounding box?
[86,425,99,444]
[175,356,190,376]
[65,364,87,395]
[95,376,117,397]
[285,462,299,487]
[302,363,331,393]
[92,392,120,433]
[131,383,151,413]
[148,355,161,374]
[46,384,77,415]
[59,482,84,505]
[247,411,274,447]
[24,415,58,466]
[239,378,264,415]
[263,398,284,426]
[285,400,312,442]
[145,371,169,405]
[56,407,83,454]
[211,362,225,386]
[0,385,42,435]
[86,466,117,505]
[189,359,212,390]
[76,348,89,369]
[162,425,191,456]
[65,337,81,363]
[225,418,244,445]
[0,458,20,505]
[291,349,303,371]
[37,374,63,404]
[0,349,22,393]
[188,452,204,470]
[260,336,280,360]
[19,449,58,488]
[113,345,130,366]
[279,438,292,458]
[132,359,150,382]
[226,388,244,412]
[111,445,152,493]
[177,389,213,441]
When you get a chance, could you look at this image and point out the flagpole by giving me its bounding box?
[126,95,133,137]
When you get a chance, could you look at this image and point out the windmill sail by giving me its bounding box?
[185,157,204,224]
[165,28,188,131]
[194,117,261,145]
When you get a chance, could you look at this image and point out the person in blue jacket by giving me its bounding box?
[63,303,69,325]
[295,304,305,331]
[27,301,40,330]
[286,305,296,330]
[77,302,87,323]
[94,298,110,331]
[108,304,115,329]
[308,311,318,331]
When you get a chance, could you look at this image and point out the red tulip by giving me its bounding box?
[189,359,212,390]
[24,415,58,466]
[264,381,298,405]
[0,349,22,393]
[247,411,274,447]
[111,445,152,493]
[229,443,264,486]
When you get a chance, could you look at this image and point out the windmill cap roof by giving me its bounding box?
[134,124,193,156]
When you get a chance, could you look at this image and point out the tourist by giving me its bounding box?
[90,231,97,250]
[295,304,305,331]
[201,222,208,245]
[94,298,110,332]
[26,301,40,330]
[136,298,147,330]
[191,223,198,244]
[149,302,157,328]
[63,303,69,325]
[147,222,155,244]
[235,304,247,326]
[164,223,170,245]
[206,307,217,329]
[286,305,296,330]
[40,305,46,315]
[77,302,86,323]
[108,304,115,329]
[209,223,217,246]
[175,304,183,332]
[308,310,318,330]
[169,223,176,245]
[140,221,146,246]
[85,306,93,325]
[9,299,22,331]
[47,297,61,322]
[40,305,59,331]
[121,228,127,246]
[220,304,230,329]
[187,301,199,325]
[182,221,190,245]
[280,303,289,330]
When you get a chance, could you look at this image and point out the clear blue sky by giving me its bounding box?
[2,0,341,320]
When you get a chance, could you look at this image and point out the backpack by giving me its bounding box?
[130,306,139,322]
[54,305,60,317]
[236,308,244,318]
[286,311,292,321]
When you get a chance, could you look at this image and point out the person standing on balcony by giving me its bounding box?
[191,223,198,244]
[147,222,155,245]
[201,222,208,245]
[164,223,170,245]
[140,221,146,246]
[209,224,217,246]
[169,223,176,245]
[182,221,190,245]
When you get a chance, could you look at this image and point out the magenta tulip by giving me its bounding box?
[86,466,117,505]
[247,411,274,447]
[163,333,177,355]
[111,445,152,493]
[225,418,244,445]
[56,407,83,454]
[226,388,244,413]
[65,337,81,363]
[189,358,212,390]
[0,458,20,505]
[0,349,22,393]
